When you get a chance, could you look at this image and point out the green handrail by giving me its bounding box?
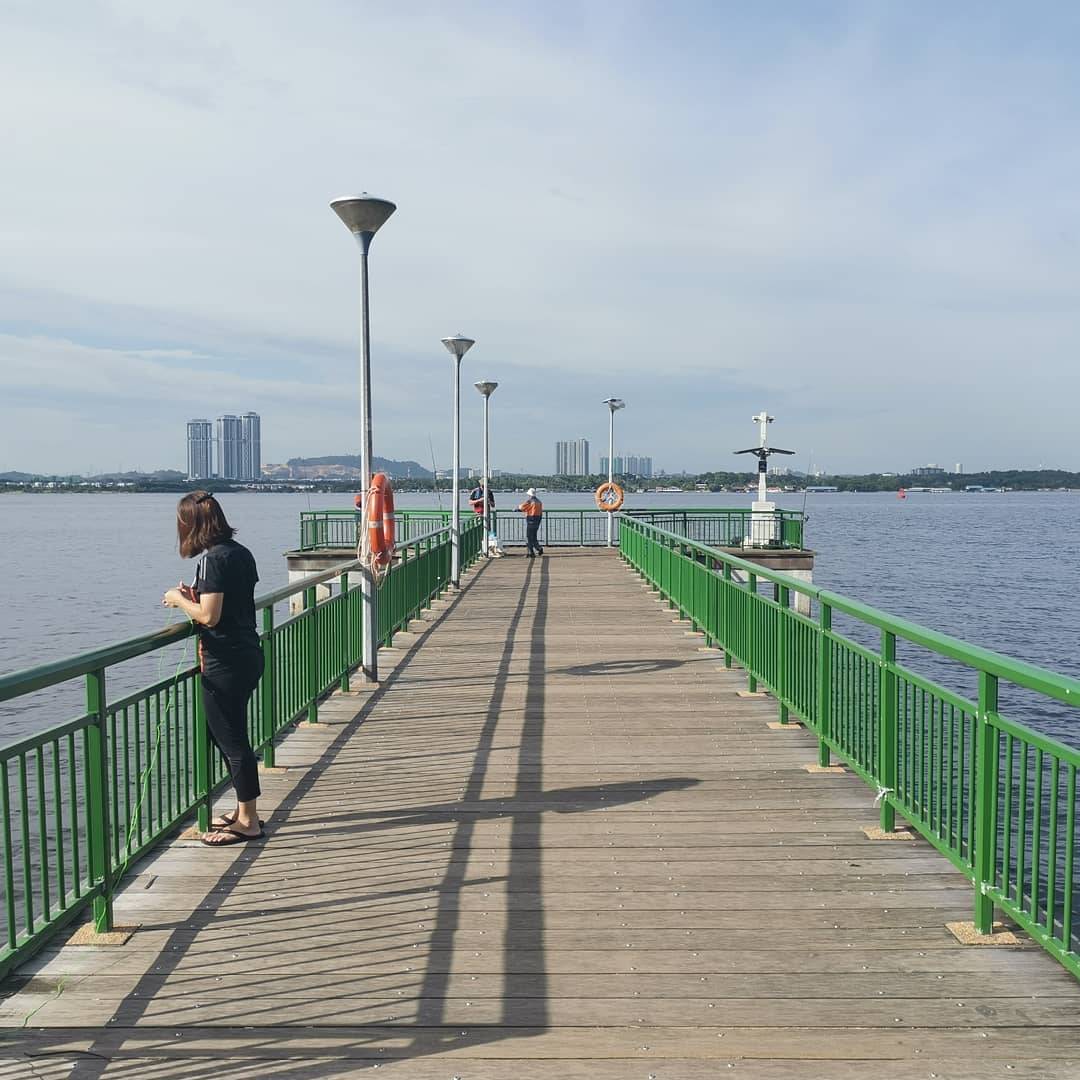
[298,507,806,551]
[619,515,1080,981]
[0,516,484,979]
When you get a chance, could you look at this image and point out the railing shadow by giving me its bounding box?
[15,554,700,1077]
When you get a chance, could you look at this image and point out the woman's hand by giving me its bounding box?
[163,587,185,608]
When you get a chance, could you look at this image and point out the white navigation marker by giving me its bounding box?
[734,410,795,546]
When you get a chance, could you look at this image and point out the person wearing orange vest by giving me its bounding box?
[517,489,544,558]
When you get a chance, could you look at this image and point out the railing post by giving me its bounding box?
[878,630,897,832]
[777,583,790,724]
[85,668,113,933]
[722,563,733,669]
[339,572,351,693]
[816,602,832,766]
[747,572,758,693]
[262,606,276,768]
[974,671,999,934]
[194,666,210,833]
[305,586,318,724]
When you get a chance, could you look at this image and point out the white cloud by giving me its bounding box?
[2,1,1080,472]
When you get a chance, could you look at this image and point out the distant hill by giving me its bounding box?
[0,471,34,482]
[286,455,432,479]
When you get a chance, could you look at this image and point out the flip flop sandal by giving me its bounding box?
[202,827,265,847]
[211,813,265,830]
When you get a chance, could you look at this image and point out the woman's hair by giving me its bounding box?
[177,492,236,558]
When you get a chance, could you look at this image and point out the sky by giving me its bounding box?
[2,0,1080,476]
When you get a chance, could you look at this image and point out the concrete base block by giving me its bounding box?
[861,826,915,841]
[259,765,289,775]
[683,631,704,637]
[766,720,804,729]
[297,720,320,728]
[736,690,769,698]
[802,762,847,774]
[67,924,138,947]
[696,647,722,653]
[945,921,1023,946]
[178,826,204,840]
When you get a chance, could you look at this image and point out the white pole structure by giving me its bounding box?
[475,381,498,555]
[753,411,773,504]
[330,193,396,682]
[441,335,475,587]
[602,397,625,546]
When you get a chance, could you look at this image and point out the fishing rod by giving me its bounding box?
[428,436,443,511]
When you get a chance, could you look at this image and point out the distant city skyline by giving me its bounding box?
[186,413,261,481]
[600,455,654,479]
[555,439,590,477]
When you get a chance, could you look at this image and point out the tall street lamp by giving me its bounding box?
[603,397,626,547]
[474,381,498,557]
[331,192,396,682]
[441,335,475,587]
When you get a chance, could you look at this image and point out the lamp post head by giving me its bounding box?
[474,380,498,398]
[442,335,476,360]
[330,194,396,249]
[603,397,626,413]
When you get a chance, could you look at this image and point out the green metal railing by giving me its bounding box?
[299,507,805,552]
[620,516,1080,980]
[0,518,483,980]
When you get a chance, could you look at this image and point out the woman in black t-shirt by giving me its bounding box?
[163,492,265,846]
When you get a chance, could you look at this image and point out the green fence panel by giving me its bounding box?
[0,525,463,979]
[618,515,1080,981]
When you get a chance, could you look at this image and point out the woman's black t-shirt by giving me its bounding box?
[195,539,260,666]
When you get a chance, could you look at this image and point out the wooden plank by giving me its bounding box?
[4,548,1078,1072]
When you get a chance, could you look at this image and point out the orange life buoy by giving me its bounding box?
[595,481,624,512]
[365,473,396,565]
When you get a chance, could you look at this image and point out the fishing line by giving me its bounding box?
[800,449,814,524]
[428,436,443,511]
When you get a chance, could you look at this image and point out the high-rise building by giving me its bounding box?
[555,439,590,476]
[186,419,213,480]
[215,415,243,480]
[600,454,653,478]
[241,412,261,480]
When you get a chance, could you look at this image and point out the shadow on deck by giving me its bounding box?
[4,550,1080,1077]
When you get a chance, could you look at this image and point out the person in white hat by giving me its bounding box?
[517,489,544,558]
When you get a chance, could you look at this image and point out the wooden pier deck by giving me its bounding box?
[5,549,1080,1078]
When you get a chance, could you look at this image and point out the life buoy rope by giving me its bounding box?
[595,481,624,512]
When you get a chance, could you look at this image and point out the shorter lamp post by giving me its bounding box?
[475,381,498,556]
[441,334,475,587]
[602,397,626,546]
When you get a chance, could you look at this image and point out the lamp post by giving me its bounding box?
[602,397,626,546]
[441,335,475,587]
[331,192,396,682]
[474,381,498,556]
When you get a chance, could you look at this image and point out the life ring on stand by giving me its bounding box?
[595,481,624,512]
[365,473,396,565]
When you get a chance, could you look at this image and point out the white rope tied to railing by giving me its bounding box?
[357,512,390,586]
[874,785,894,806]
